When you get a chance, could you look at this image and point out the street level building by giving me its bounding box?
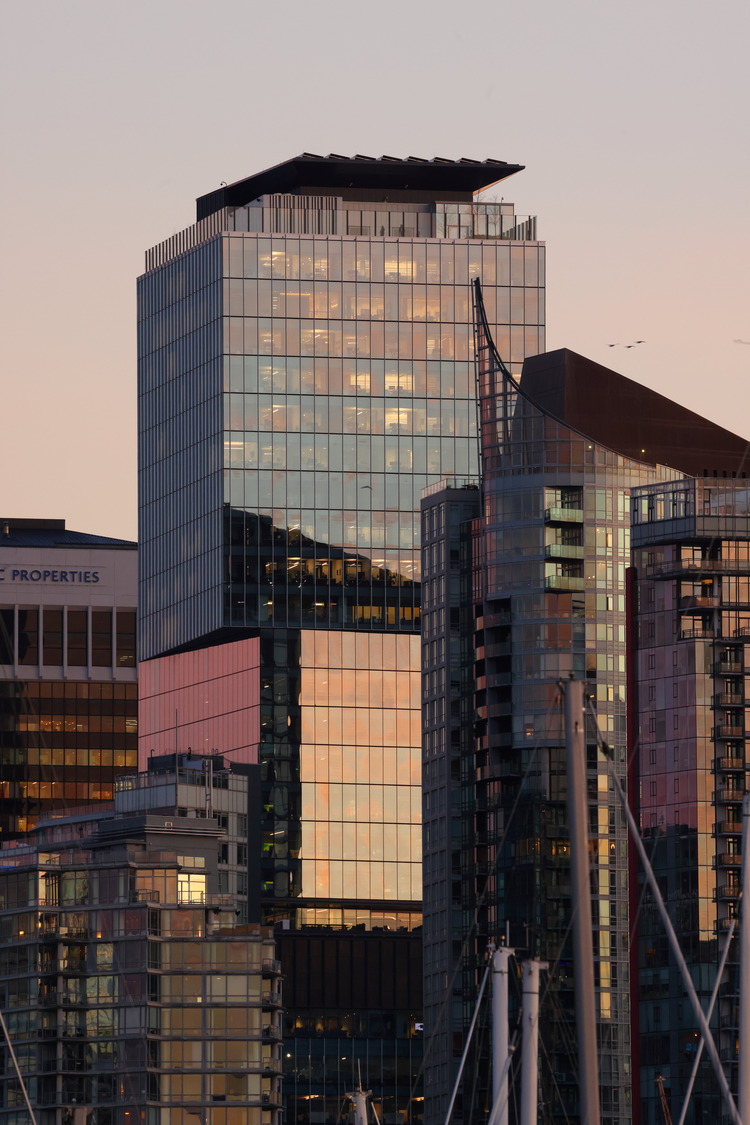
[137,154,545,1122]
[0,759,281,1125]
[0,519,137,838]
[420,286,749,1125]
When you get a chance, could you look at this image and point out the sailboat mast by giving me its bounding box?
[491,944,514,1125]
[519,959,546,1125]
[563,678,601,1125]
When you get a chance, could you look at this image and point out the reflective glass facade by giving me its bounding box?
[138,638,260,765]
[421,289,683,1125]
[632,479,750,1125]
[299,631,422,903]
[138,160,545,1123]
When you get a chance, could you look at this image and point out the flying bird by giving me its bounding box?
[734,338,750,345]
[609,340,646,348]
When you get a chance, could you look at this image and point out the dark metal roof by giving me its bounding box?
[197,153,523,220]
[0,519,136,550]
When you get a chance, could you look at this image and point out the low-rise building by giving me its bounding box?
[0,759,281,1125]
[0,518,138,837]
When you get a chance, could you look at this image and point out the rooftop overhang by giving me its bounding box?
[196,153,524,220]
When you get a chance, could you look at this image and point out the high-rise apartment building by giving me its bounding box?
[421,287,749,1125]
[137,154,545,1121]
[632,477,750,1125]
[0,759,282,1125]
[0,518,138,838]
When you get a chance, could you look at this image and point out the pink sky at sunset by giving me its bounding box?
[1,0,748,541]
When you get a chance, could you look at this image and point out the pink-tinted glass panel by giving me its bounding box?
[137,638,260,768]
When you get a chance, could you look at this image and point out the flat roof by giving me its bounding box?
[0,518,135,549]
[197,153,523,220]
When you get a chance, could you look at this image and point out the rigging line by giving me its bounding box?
[676,916,737,1125]
[0,1004,39,1125]
[588,698,742,1125]
[537,1030,573,1125]
[412,704,558,1102]
[624,730,664,951]
[484,1027,520,1125]
[443,958,491,1125]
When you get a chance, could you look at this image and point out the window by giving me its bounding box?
[116,610,136,668]
[92,610,112,667]
[177,873,206,904]
[67,610,87,667]
[43,608,63,665]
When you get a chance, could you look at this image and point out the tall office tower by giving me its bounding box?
[138,154,544,1122]
[421,286,749,1125]
[632,477,750,1125]
[0,761,282,1125]
[0,518,138,837]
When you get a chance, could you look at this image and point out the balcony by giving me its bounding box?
[716,788,746,804]
[545,575,585,592]
[714,661,744,676]
[678,595,719,610]
[717,758,745,771]
[716,694,746,708]
[262,1024,282,1041]
[680,626,713,640]
[545,543,584,560]
[544,506,584,524]
[719,853,743,866]
[262,991,282,1009]
[717,883,741,900]
[715,726,745,740]
[262,958,281,975]
[718,822,743,836]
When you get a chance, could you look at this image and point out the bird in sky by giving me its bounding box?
[609,340,646,348]
[733,338,750,345]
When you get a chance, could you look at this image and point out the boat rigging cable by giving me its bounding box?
[587,698,742,1125]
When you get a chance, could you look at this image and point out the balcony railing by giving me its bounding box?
[545,543,584,560]
[545,575,585,592]
[545,507,584,524]
[716,788,746,803]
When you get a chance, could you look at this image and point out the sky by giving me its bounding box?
[1,0,748,542]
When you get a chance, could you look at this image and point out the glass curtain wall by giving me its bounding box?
[139,196,545,1125]
[459,282,683,1125]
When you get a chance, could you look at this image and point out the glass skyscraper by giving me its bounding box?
[421,293,750,1125]
[137,154,544,1121]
